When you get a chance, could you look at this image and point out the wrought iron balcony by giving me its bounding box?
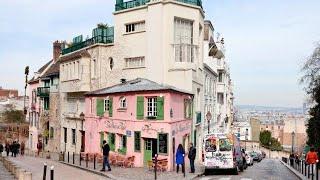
[37,87,50,98]
[62,35,114,55]
[115,0,202,11]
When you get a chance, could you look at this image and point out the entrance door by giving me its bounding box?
[80,131,85,152]
[144,139,152,165]
[172,137,175,169]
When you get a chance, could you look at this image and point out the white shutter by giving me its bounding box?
[68,98,77,113]
[79,98,85,113]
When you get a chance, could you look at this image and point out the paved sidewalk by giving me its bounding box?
[6,155,107,180]
[61,154,203,180]
[0,159,15,180]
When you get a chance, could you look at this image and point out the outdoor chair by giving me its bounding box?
[124,156,135,168]
[148,160,154,171]
[115,155,126,167]
[160,160,168,172]
[109,154,117,165]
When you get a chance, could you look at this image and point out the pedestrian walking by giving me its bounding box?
[21,141,25,155]
[289,153,294,166]
[100,140,111,172]
[188,143,196,173]
[306,146,319,176]
[176,144,185,173]
[0,142,3,156]
[37,140,42,156]
[12,141,18,157]
[5,143,10,156]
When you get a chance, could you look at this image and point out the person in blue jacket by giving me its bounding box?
[176,144,185,173]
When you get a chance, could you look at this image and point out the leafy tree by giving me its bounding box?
[2,104,24,123]
[301,43,320,153]
[259,130,271,146]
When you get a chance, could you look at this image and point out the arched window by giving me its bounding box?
[109,57,114,70]
[119,97,126,108]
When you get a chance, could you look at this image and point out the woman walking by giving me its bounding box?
[176,144,185,173]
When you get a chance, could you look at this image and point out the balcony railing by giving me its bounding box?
[62,35,114,55]
[115,0,202,11]
[37,87,50,98]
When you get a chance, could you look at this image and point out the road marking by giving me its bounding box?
[199,178,212,180]
[218,178,231,180]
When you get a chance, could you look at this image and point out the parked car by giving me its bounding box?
[261,151,266,158]
[241,149,248,170]
[245,151,254,165]
[250,152,263,162]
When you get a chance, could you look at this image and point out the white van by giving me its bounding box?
[202,133,244,174]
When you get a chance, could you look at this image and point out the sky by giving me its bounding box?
[1,0,320,107]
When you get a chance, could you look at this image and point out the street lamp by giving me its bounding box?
[206,111,212,134]
[291,131,295,154]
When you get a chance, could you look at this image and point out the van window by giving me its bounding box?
[219,138,232,151]
[205,139,217,152]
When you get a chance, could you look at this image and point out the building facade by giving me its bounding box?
[250,117,260,142]
[85,78,193,171]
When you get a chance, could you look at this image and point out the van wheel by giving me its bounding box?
[233,167,239,175]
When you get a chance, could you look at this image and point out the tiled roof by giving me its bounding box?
[86,78,193,96]
[28,60,52,83]
[41,61,59,78]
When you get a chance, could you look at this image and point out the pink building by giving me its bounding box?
[85,78,193,171]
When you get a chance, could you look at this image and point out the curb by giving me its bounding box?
[279,160,306,180]
[60,161,117,179]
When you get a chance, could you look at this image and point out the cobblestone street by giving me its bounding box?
[195,159,299,180]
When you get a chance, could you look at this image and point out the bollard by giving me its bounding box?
[50,166,54,180]
[308,164,310,178]
[316,163,319,180]
[311,164,314,180]
[94,154,96,170]
[305,162,307,176]
[302,161,304,174]
[14,166,21,178]
[12,165,18,175]
[154,154,158,180]
[23,172,32,180]
[73,152,75,164]
[86,153,88,168]
[80,153,81,166]
[68,151,70,163]
[43,162,47,180]
[8,162,12,172]
[18,169,26,180]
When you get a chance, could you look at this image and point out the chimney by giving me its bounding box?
[53,40,62,62]
[120,78,126,84]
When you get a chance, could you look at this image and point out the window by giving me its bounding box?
[158,133,168,154]
[134,131,141,152]
[104,98,110,111]
[218,72,223,82]
[90,99,93,114]
[44,97,49,110]
[119,97,127,108]
[217,93,224,105]
[278,126,280,130]
[205,139,217,152]
[64,128,67,143]
[109,57,114,70]
[77,61,80,79]
[50,127,54,139]
[219,138,232,151]
[72,129,76,144]
[147,98,157,117]
[79,98,85,113]
[125,21,145,33]
[67,98,77,113]
[174,18,194,62]
[125,57,145,68]
[92,59,96,78]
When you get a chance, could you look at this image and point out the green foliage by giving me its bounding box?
[2,104,24,123]
[97,23,108,29]
[259,130,271,146]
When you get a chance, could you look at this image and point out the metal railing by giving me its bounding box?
[62,35,114,55]
[282,157,319,180]
[37,87,50,97]
[115,0,202,11]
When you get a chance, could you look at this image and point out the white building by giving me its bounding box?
[231,121,251,141]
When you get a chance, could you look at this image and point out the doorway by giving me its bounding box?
[80,131,85,152]
[172,137,175,169]
[144,138,158,166]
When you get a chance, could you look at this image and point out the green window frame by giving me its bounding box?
[119,135,127,155]
[96,98,104,117]
[108,133,115,151]
[44,97,49,110]
[137,96,144,119]
[157,133,168,155]
[134,131,141,152]
[109,97,113,117]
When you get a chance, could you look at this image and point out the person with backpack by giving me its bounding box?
[176,144,185,173]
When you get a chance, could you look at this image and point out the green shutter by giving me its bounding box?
[188,100,192,118]
[184,99,186,118]
[194,130,197,147]
[100,132,104,148]
[156,96,164,120]
[109,97,113,117]
[96,98,104,117]
[137,96,144,120]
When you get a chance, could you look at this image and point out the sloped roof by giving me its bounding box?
[41,61,59,78]
[28,60,52,83]
[86,78,193,96]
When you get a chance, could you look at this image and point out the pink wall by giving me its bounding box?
[28,82,40,151]
[84,90,193,171]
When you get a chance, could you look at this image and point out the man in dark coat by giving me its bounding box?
[0,143,3,155]
[100,140,111,172]
[5,143,10,156]
[188,143,196,173]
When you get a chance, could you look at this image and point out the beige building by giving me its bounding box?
[282,115,307,152]
[250,117,260,142]
[58,0,205,158]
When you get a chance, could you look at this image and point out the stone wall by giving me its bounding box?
[46,93,61,152]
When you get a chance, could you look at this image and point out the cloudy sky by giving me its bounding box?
[1,0,319,107]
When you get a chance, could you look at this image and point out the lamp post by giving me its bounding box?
[291,131,295,154]
[206,111,212,134]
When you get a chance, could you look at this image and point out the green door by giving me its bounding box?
[144,139,152,166]
[109,133,115,151]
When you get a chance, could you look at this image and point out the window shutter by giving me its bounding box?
[188,100,192,118]
[96,98,104,117]
[156,96,164,120]
[137,96,144,120]
[100,132,104,148]
[108,97,113,117]
[184,99,186,118]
